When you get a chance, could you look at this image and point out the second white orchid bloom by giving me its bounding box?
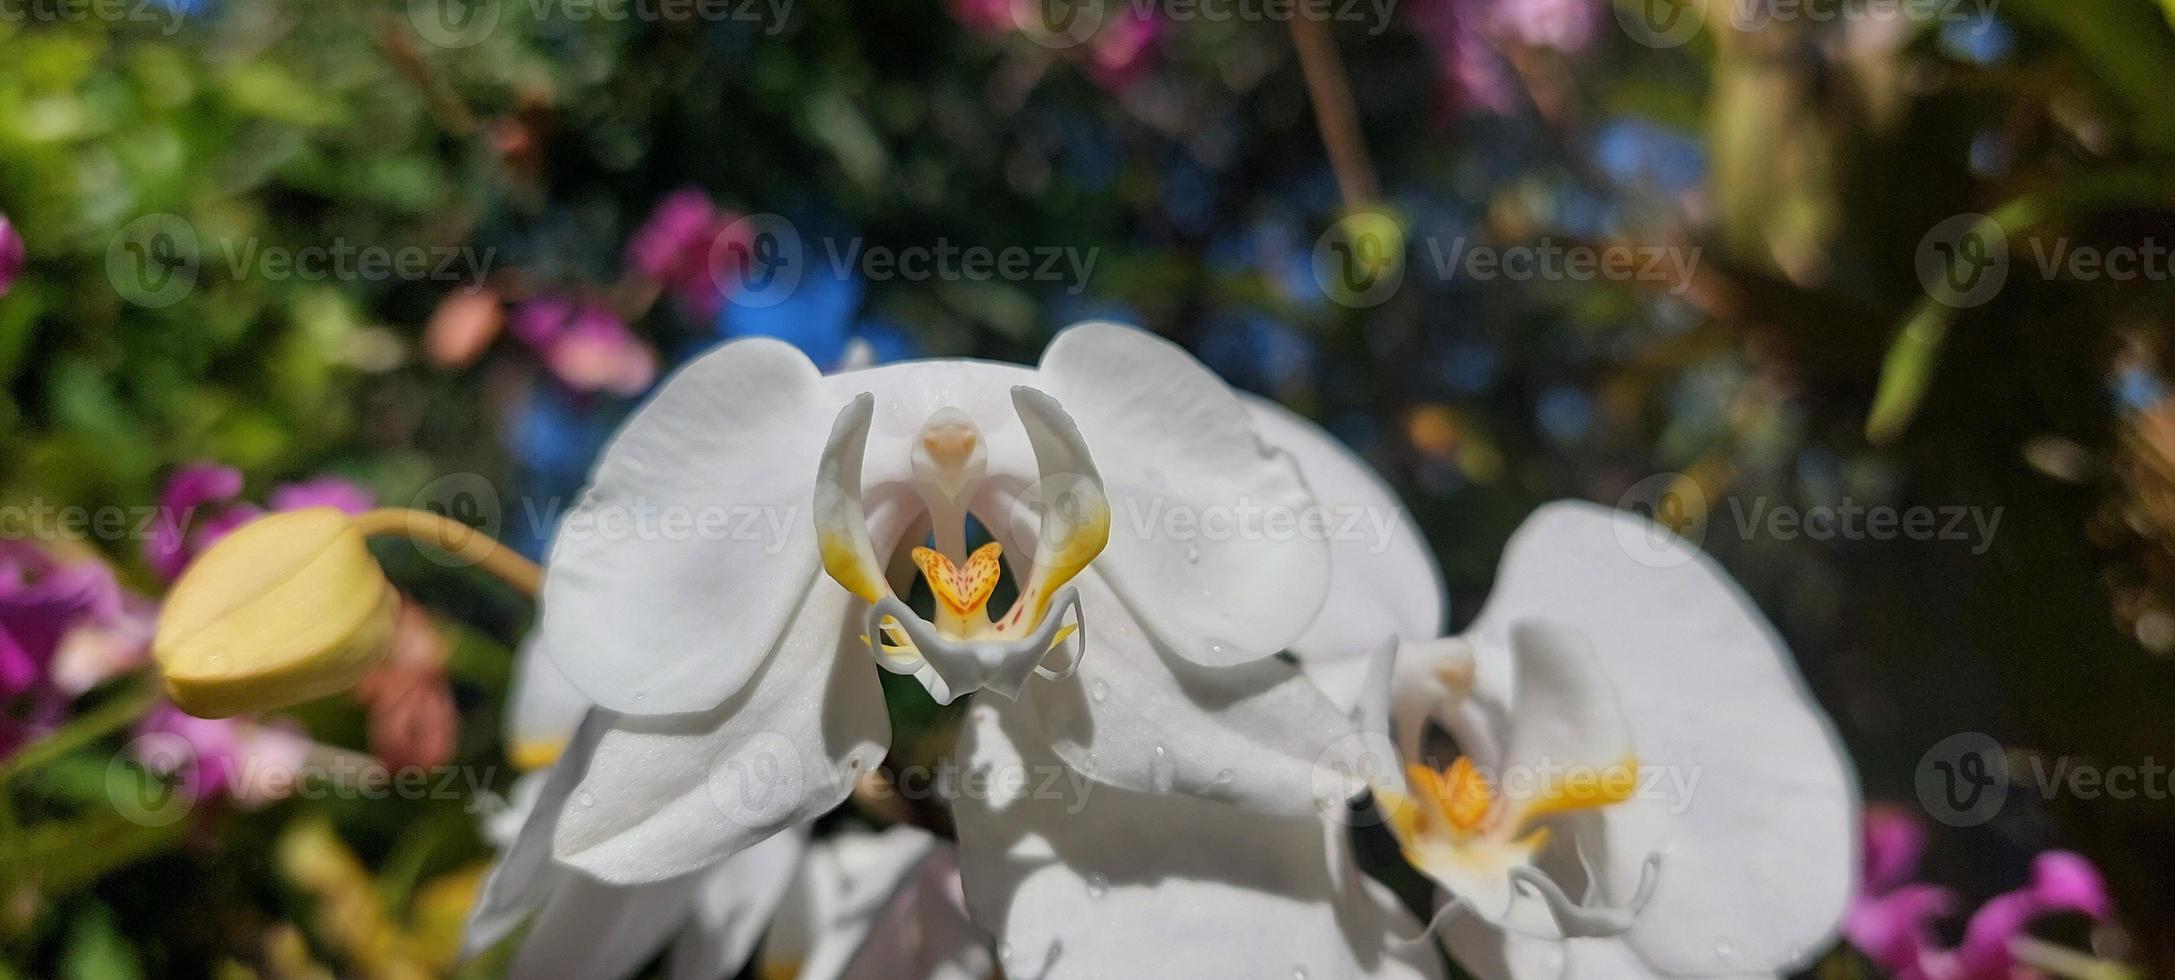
[535,322,1366,885]
[1262,397,1857,979]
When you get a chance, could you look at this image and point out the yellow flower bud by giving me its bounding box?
[154,508,398,718]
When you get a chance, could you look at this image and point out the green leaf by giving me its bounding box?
[60,902,144,980]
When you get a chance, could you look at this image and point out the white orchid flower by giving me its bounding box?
[1264,403,1858,978]
[529,321,1366,886]
[949,696,1446,980]
[467,648,989,980]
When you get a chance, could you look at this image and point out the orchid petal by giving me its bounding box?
[665,827,812,980]
[1444,915,1781,980]
[1458,502,1856,976]
[506,638,591,771]
[1038,323,1330,664]
[541,338,836,715]
[1494,621,1638,833]
[815,393,892,604]
[951,700,1442,980]
[1027,574,1363,814]
[553,586,889,884]
[1248,397,1445,701]
[838,846,996,980]
[760,826,943,980]
[1004,386,1111,631]
[465,711,612,958]
[509,872,705,980]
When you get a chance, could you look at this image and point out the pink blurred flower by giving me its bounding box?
[1491,0,1601,52]
[51,590,157,697]
[948,0,1018,35]
[146,463,257,581]
[353,601,457,770]
[510,295,658,396]
[425,287,505,368]
[1407,0,1519,115]
[947,0,1162,92]
[1864,803,1930,894]
[1406,0,1603,117]
[1,541,122,754]
[1089,8,1162,90]
[149,466,379,580]
[269,475,376,516]
[0,214,22,298]
[134,702,313,808]
[1844,807,2115,980]
[628,188,745,318]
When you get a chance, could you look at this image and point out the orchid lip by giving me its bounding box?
[864,588,1085,704]
[817,387,1109,703]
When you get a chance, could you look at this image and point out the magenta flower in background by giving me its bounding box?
[0,213,23,298]
[268,475,376,516]
[509,295,659,396]
[1844,805,2116,980]
[1406,0,1604,117]
[51,591,157,698]
[947,0,1018,36]
[1491,0,1601,53]
[627,187,745,319]
[149,466,378,580]
[1089,8,1162,91]
[134,702,313,808]
[0,541,122,754]
[145,463,257,582]
[1406,0,1519,115]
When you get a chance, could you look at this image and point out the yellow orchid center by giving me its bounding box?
[1382,753,1640,906]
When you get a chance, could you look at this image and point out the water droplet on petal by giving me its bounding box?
[1150,744,1175,792]
[1713,940,1734,963]
[997,942,1014,965]
[1085,873,1108,898]
[1292,967,1309,980]
[1084,752,1100,773]
[1214,768,1234,785]
[633,691,646,702]
[1208,642,1225,658]
[1090,680,1108,702]
[578,791,596,807]
[1184,545,1200,563]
